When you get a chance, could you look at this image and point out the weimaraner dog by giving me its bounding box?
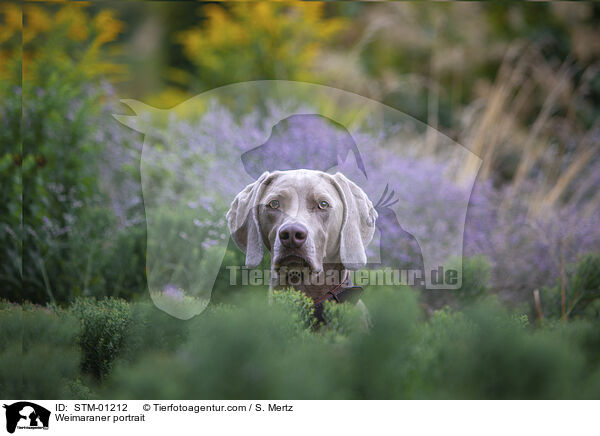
[227,169,377,322]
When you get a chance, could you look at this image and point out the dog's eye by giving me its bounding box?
[267,199,280,209]
[318,200,330,209]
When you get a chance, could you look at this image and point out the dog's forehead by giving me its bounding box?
[270,170,337,195]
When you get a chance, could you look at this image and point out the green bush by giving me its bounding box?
[568,253,600,318]
[0,301,84,398]
[60,215,147,301]
[3,287,599,399]
[321,299,364,338]
[420,256,493,312]
[455,255,491,306]
[102,293,356,399]
[119,300,190,364]
[271,288,317,331]
[540,253,600,321]
[70,298,132,380]
[97,287,600,399]
[69,297,190,382]
[419,301,585,399]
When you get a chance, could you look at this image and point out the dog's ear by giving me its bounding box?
[332,172,378,269]
[226,172,271,268]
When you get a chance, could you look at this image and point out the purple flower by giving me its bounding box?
[162,284,185,301]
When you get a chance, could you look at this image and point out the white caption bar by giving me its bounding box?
[1,400,598,436]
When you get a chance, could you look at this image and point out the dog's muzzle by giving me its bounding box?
[278,222,308,250]
[273,222,319,272]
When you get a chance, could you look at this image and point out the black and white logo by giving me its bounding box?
[3,402,50,433]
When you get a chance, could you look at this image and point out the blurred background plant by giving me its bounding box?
[2,4,148,304]
[1,0,598,314]
[1,1,600,399]
[177,2,345,92]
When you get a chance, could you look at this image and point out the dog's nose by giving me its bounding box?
[278,223,308,249]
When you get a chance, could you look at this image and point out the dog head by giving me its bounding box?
[226,170,377,277]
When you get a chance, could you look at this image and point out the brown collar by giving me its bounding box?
[312,270,363,323]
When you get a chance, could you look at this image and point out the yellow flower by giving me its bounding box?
[56,5,89,42]
[0,3,22,45]
[176,2,347,85]
[93,10,124,45]
[0,3,22,37]
[21,5,126,84]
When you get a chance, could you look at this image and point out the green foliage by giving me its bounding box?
[19,69,123,303]
[456,255,491,306]
[0,5,23,298]
[68,297,190,382]
[271,288,364,337]
[271,288,317,331]
[3,289,600,399]
[103,294,359,399]
[421,256,492,311]
[70,298,132,380]
[0,111,21,298]
[0,301,83,399]
[0,5,143,305]
[90,223,147,300]
[321,299,363,338]
[568,253,600,316]
[540,253,600,321]
[419,301,587,399]
[94,288,600,400]
[118,300,190,364]
[18,8,109,303]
